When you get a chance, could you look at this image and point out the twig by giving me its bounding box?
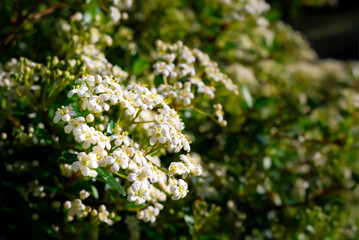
[2,3,65,46]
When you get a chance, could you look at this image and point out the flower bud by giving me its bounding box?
[80,190,90,200]
[83,200,91,209]
[99,204,106,212]
[122,12,128,20]
[98,124,105,131]
[95,75,102,84]
[1,132,7,140]
[64,201,72,209]
[219,120,227,127]
[86,114,94,122]
[92,209,98,216]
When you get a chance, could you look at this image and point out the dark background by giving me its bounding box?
[267,0,359,60]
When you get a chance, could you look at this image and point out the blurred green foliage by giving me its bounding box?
[0,0,358,239]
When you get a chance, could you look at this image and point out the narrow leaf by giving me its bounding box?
[95,167,126,196]
[132,58,149,75]
[91,185,99,199]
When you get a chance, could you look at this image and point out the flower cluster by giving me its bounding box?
[64,190,116,225]
[244,0,270,16]
[153,40,238,107]
[54,73,202,222]
[137,203,164,223]
[19,179,46,199]
[60,0,132,75]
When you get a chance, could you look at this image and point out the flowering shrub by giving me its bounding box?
[0,0,358,239]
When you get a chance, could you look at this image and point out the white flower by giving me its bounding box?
[110,149,129,172]
[148,126,169,145]
[127,180,150,205]
[72,152,99,176]
[168,162,188,178]
[98,205,114,225]
[178,84,194,106]
[97,134,111,150]
[179,154,202,176]
[110,133,131,146]
[68,85,88,98]
[110,6,121,22]
[170,179,188,200]
[92,145,108,166]
[153,62,174,77]
[82,96,103,113]
[178,63,195,77]
[64,117,85,134]
[53,106,76,123]
[71,12,83,21]
[137,205,160,223]
[80,190,90,200]
[73,126,99,149]
[67,199,86,218]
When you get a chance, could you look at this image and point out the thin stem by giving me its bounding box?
[127,203,149,212]
[114,172,127,180]
[191,105,218,123]
[144,142,159,156]
[145,156,168,174]
[129,108,142,126]
[85,80,95,95]
[163,75,168,85]
[1,3,65,47]
[133,120,155,124]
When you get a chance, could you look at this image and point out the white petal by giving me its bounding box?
[171,195,180,200]
[83,140,91,149]
[68,89,76,98]
[80,166,90,176]
[170,185,177,194]
[53,115,61,123]
[149,137,157,145]
[110,164,120,173]
[148,129,154,136]
[159,136,166,144]
[127,173,137,182]
[62,114,71,122]
[72,161,81,172]
[89,161,98,169]
[64,124,73,134]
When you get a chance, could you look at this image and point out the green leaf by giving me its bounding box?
[118,169,128,176]
[91,185,99,199]
[149,150,158,157]
[95,167,126,196]
[125,202,145,209]
[132,58,149,75]
[154,75,163,88]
